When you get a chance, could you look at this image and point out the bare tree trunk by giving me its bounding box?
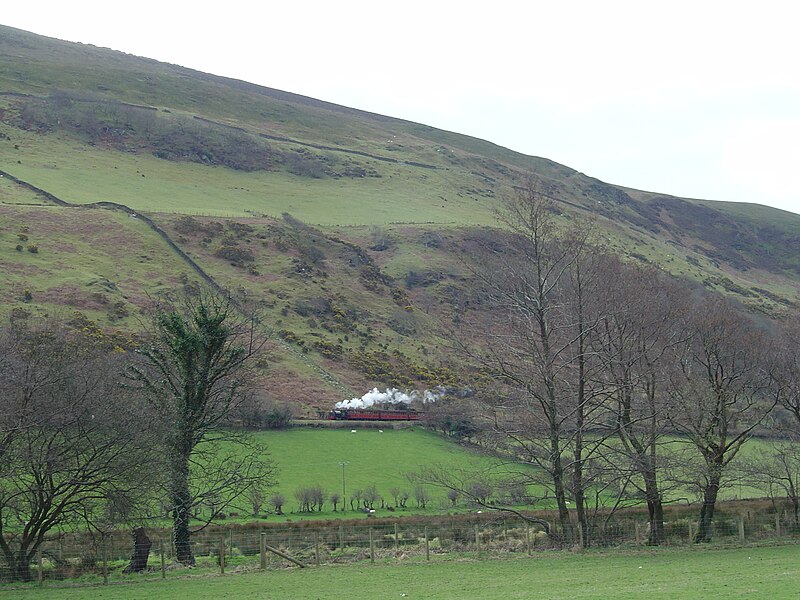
[573,421,588,546]
[572,259,591,548]
[16,554,32,583]
[696,472,721,543]
[0,543,34,582]
[123,527,152,573]
[643,473,665,545]
[551,438,573,542]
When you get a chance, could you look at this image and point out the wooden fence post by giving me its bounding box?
[776,512,782,537]
[218,539,225,575]
[314,531,321,566]
[369,528,375,564]
[635,522,641,545]
[394,523,399,550]
[102,535,109,586]
[424,527,430,561]
[475,526,480,555]
[260,532,267,570]
[160,540,166,579]
[525,523,531,555]
[339,525,345,551]
[37,547,43,587]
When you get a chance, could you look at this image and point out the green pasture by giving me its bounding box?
[7,544,800,599]
[244,427,537,519]
[223,428,783,523]
[0,128,499,226]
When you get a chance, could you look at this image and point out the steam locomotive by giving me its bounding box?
[324,408,422,421]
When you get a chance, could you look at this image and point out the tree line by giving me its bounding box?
[420,181,800,546]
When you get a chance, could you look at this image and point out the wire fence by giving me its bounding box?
[2,510,799,589]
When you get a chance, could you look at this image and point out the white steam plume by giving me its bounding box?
[335,387,440,409]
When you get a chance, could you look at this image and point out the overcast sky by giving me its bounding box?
[4,1,800,215]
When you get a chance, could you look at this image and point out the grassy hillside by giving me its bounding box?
[0,204,186,322]
[0,23,798,409]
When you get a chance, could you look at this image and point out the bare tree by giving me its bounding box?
[0,319,156,581]
[592,259,690,544]
[773,316,800,428]
[362,485,380,510]
[413,485,430,509]
[126,289,272,564]
[310,486,326,512]
[398,490,410,509]
[740,439,800,529]
[456,181,610,544]
[269,493,286,515]
[295,487,312,512]
[668,297,778,542]
[247,485,266,517]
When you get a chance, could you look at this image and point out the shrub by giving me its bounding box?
[214,245,254,264]
[294,296,331,317]
[424,397,479,439]
[369,226,394,251]
[312,339,343,360]
[248,486,265,516]
[270,493,286,515]
[298,242,326,266]
[285,151,328,178]
[414,485,430,509]
[294,485,327,512]
[447,489,459,506]
[263,402,294,429]
[237,397,295,429]
[468,482,492,504]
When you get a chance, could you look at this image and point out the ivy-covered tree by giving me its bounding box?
[128,290,272,564]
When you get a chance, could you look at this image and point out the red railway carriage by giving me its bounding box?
[326,408,421,421]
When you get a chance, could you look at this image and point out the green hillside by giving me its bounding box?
[0,23,798,409]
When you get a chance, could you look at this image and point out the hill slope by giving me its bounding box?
[0,24,798,408]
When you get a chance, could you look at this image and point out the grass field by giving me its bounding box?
[240,427,537,519]
[225,428,776,522]
[7,544,799,599]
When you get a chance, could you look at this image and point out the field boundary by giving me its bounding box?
[3,509,798,591]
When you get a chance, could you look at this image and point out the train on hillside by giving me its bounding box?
[323,408,422,421]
